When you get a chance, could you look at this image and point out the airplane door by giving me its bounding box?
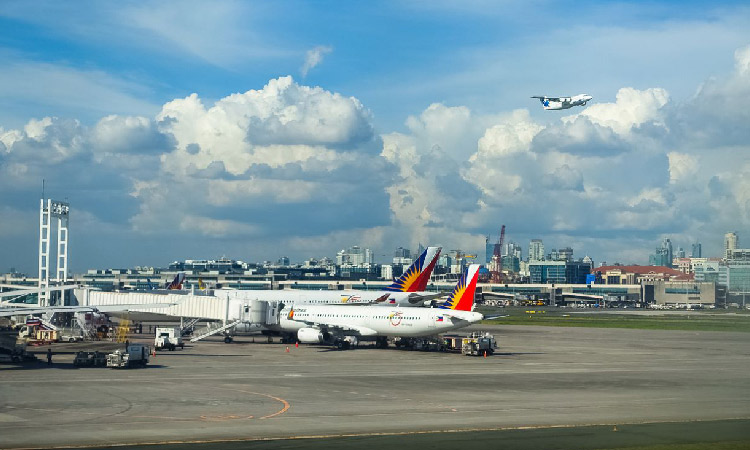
[428,315,436,328]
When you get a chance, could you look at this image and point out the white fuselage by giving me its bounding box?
[540,94,592,110]
[217,288,412,307]
[271,304,483,338]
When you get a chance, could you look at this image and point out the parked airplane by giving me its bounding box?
[531,94,592,110]
[216,246,443,308]
[273,264,483,349]
[166,273,186,290]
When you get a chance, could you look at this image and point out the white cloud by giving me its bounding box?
[301,45,333,77]
[2,43,750,268]
[667,152,699,184]
[735,45,750,76]
[575,87,670,135]
[157,76,375,178]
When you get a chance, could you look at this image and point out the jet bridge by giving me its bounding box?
[190,300,282,343]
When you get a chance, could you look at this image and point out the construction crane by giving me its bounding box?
[490,225,505,283]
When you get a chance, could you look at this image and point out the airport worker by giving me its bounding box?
[46,348,52,365]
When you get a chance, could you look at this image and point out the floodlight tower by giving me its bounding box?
[38,198,70,306]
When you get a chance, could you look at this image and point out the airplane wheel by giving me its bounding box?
[224,336,233,344]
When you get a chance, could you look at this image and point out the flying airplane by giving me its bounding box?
[531,94,592,110]
[274,264,484,349]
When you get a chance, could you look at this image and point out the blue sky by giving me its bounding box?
[1,1,749,273]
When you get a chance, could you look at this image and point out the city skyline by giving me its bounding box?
[1,2,749,273]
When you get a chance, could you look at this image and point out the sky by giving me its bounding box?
[1,0,749,273]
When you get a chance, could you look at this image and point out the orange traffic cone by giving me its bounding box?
[295,342,299,348]
[483,351,487,358]
[285,346,289,353]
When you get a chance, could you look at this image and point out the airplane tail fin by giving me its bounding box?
[384,246,441,292]
[166,273,186,290]
[439,264,480,312]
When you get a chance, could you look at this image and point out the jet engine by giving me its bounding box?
[297,327,331,344]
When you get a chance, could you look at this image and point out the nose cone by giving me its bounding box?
[584,95,593,102]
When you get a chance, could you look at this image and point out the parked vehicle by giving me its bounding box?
[106,344,150,368]
[154,327,184,351]
[73,351,107,367]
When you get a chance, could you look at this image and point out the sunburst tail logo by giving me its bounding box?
[439,264,480,311]
[384,246,441,292]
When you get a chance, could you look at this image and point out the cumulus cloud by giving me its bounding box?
[126,76,391,243]
[301,45,333,77]
[2,45,750,268]
[157,76,375,178]
[386,49,750,261]
[575,87,670,135]
[667,152,699,184]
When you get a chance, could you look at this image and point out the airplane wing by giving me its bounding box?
[531,96,562,101]
[290,315,378,336]
[482,314,510,320]
[407,292,445,304]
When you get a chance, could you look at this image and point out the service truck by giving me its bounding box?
[154,326,183,351]
[443,332,497,356]
[106,344,150,368]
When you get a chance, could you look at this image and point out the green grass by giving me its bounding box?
[594,442,750,450]
[481,308,750,332]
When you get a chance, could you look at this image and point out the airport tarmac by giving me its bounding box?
[1,325,749,449]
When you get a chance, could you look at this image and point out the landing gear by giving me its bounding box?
[224,336,233,344]
[280,334,298,344]
[334,339,354,350]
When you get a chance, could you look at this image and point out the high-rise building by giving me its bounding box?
[529,239,545,262]
[677,247,685,258]
[337,246,373,266]
[662,238,673,266]
[725,232,738,259]
[500,242,522,273]
[393,247,411,265]
[558,247,573,262]
[485,235,493,264]
[651,238,674,267]
[691,243,702,258]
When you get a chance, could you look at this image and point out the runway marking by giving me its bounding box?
[0,383,290,426]
[210,386,290,420]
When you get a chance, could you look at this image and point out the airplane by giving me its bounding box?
[216,246,443,308]
[531,94,592,110]
[166,273,186,290]
[273,264,484,349]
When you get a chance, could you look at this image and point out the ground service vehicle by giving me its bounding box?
[73,351,107,367]
[106,344,150,368]
[443,332,497,356]
[154,327,183,351]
